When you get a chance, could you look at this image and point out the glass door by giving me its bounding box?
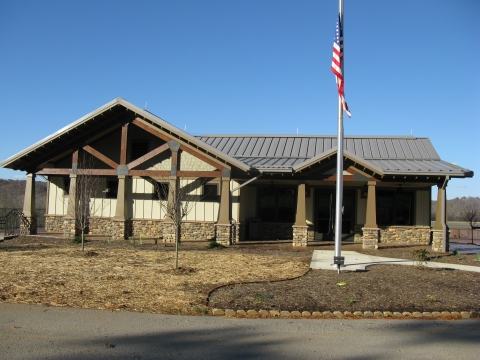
[314,189,355,241]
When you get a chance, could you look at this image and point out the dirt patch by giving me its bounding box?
[1,236,478,314]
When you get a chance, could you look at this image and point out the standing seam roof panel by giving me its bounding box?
[385,139,398,158]
[266,137,279,157]
[259,137,272,157]
[361,138,373,158]
[283,138,295,157]
[419,138,440,160]
[399,139,414,159]
[229,137,243,156]
[299,138,309,158]
[237,138,251,156]
[369,139,381,158]
[306,138,316,158]
[315,138,324,155]
[344,138,353,153]
[253,137,266,157]
[222,137,236,154]
[242,138,257,156]
[217,137,230,152]
[392,139,405,158]
[211,137,223,148]
[276,137,287,157]
[407,139,422,159]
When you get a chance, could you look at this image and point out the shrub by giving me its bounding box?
[207,240,225,249]
[413,249,429,266]
[72,236,83,244]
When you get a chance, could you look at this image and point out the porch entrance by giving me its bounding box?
[314,189,355,241]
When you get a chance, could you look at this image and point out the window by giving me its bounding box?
[153,183,169,200]
[203,184,219,202]
[106,179,118,199]
[258,187,296,222]
[377,191,413,226]
[131,140,149,161]
[63,177,70,196]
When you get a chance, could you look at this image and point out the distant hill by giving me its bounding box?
[431,196,480,221]
[0,179,47,209]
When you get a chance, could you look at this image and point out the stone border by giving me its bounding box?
[210,308,479,320]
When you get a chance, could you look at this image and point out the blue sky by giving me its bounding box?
[0,0,478,199]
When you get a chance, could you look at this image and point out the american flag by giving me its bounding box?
[331,14,351,117]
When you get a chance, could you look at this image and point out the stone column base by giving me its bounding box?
[362,227,379,249]
[293,225,308,247]
[112,219,129,240]
[62,217,77,237]
[20,215,37,235]
[431,229,449,252]
[215,224,231,246]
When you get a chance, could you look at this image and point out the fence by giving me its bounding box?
[0,208,46,236]
[450,228,480,240]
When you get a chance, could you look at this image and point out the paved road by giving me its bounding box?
[1,303,478,359]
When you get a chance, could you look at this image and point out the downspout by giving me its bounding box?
[230,172,263,195]
[229,172,263,244]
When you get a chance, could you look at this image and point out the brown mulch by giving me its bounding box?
[1,236,479,315]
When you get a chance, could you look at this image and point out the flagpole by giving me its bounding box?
[334,0,345,273]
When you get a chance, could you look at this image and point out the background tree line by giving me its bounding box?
[431,196,480,221]
[0,179,47,210]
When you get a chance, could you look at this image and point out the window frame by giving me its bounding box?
[257,186,297,223]
[106,178,118,199]
[376,190,415,226]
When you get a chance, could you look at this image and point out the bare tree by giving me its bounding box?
[72,152,106,251]
[153,177,208,269]
[461,200,479,244]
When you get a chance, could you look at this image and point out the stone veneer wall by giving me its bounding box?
[362,228,379,249]
[293,226,308,247]
[63,218,76,237]
[378,226,431,245]
[431,229,450,252]
[131,219,166,239]
[20,215,37,235]
[215,224,231,246]
[231,222,242,244]
[181,222,215,241]
[45,215,64,233]
[259,222,294,240]
[162,221,216,243]
[88,217,115,236]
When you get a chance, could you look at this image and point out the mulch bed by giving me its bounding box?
[209,248,480,313]
[1,236,479,315]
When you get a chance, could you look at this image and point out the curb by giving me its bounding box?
[210,308,479,320]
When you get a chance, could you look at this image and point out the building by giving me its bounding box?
[1,98,473,251]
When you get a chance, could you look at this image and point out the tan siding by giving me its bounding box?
[356,189,367,226]
[48,176,67,215]
[415,188,431,226]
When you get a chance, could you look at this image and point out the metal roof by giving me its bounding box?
[197,135,472,177]
[1,99,472,179]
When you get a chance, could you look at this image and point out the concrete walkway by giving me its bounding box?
[310,250,480,272]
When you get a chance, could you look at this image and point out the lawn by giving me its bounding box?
[1,236,478,315]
